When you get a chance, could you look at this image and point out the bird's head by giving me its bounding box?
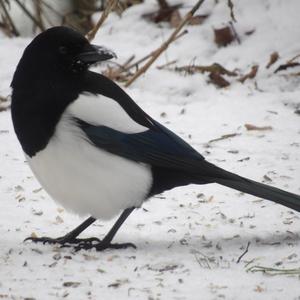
[11,26,116,88]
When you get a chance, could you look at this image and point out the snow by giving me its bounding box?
[0,0,300,299]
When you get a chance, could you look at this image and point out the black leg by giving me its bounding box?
[25,216,98,246]
[75,207,136,251]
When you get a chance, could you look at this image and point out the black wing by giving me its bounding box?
[81,71,207,172]
[78,119,205,173]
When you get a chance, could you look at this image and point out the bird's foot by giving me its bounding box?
[75,240,137,252]
[24,235,100,247]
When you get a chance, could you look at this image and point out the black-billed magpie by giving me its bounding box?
[11,26,300,251]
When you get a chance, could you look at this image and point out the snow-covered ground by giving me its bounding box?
[0,0,300,299]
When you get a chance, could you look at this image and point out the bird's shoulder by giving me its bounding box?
[82,72,155,130]
[75,72,205,163]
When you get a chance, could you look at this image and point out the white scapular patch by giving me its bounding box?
[68,92,148,133]
[27,94,152,219]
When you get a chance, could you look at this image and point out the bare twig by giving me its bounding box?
[0,0,19,36]
[14,0,46,32]
[39,0,74,28]
[40,0,63,17]
[33,0,46,32]
[124,52,154,72]
[125,0,205,87]
[103,56,143,81]
[121,55,136,69]
[274,62,300,73]
[124,29,188,72]
[168,28,188,41]
[38,0,63,27]
[103,28,187,82]
[236,241,250,263]
[287,53,300,64]
[288,72,300,77]
[103,55,135,81]
[208,133,241,144]
[175,63,237,76]
[157,60,177,70]
[229,21,240,44]
[37,7,55,27]
[103,33,187,82]
[227,0,236,22]
[193,253,212,269]
[247,265,300,276]
[86,0,118,41]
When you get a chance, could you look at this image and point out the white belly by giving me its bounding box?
[27,113,152,220]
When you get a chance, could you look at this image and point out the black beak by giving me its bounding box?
[76,44,117,65]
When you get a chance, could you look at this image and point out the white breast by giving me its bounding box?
[27,94,153,219]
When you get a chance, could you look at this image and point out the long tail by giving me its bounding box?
[197,162,300,212]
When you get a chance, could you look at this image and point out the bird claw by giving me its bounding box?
[24,236,101,247]
[75,241,137,252]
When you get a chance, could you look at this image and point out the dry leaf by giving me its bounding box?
[208,195,214,202]
[0,95,8,103]
[30,232,38,238]
[188,14,208,25]
[239,65,259,83]
[0,95,10,112]
[63,282,81,288]
[170,10,181,28]
[214,26,235,47]
[142,4,182,23]
[254,285,264,293]
[209,72,230,88]
[244,124,273,131]
[266,51,279,69]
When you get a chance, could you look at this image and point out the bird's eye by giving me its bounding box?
[59,46,68,55]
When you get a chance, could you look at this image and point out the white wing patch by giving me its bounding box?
[27,94,152,219]
[68,92,148,133]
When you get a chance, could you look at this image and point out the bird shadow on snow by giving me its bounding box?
[131,231,300,253]
[2,230,298,261]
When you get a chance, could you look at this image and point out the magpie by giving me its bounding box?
[11,26,300,251]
